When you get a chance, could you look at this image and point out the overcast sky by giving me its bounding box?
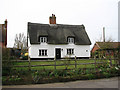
[0,0,119,48]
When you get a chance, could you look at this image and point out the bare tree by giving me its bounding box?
[13,33,27,49]
[105,36,114,42]
[95,35,115,49]
[95,35,103,42]
[96,35,115,42]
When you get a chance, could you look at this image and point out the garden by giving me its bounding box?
[2,48,120,85]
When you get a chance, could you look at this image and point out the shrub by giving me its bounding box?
[49,70,68,77]
[85,74,95,80]
[103,72,111,78]
[2,48,15,76]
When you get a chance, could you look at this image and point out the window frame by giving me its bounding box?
[67,48,74,55]
[39,37,47,43]
[39,49,48,56]
[68,37,74,44]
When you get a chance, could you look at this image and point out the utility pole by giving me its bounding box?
[103,27,105,42]
[27,23,31,71]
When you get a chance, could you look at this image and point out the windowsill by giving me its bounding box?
[67,54,74,55]
[39,55,48,56]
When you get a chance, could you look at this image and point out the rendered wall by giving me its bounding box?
[29,43,90,59]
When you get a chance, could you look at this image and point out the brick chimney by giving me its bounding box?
[49,14,56,24]
[5,19,7,28]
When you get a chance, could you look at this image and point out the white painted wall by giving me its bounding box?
[29,43,91,59]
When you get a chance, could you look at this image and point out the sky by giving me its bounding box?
[0,0,119,49]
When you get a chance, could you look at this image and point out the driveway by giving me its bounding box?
[2,77,119,88]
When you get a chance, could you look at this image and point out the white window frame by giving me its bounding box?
[39,49,47,56]
[68,37,74,44]
[40,37,47,43]
[67,48,74,55]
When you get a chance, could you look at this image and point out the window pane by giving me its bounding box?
[71,38,72,43]
[69,49,70,54]
[72,49,74,54]
[45,50,47,56]
[67,49,70,54]
[70,38,71,43]
[42,50,44,56]
[72,38,74,43]
[67,49,68,54]
[45,38,47,42]
[68,39,70,43]
[44,37,47,43]
[40,37,47,43]
[68,38,74,43]
[43,37,44,42]
[67,49,74,55]
[67,49,69,54]
[39,50,41,56]
[70,49,71,54]
[70,38,72,43]
[39,50,48,56]
[41,37,43,42]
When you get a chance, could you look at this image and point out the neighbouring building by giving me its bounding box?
[0,19,7,48]
[28,14,91,60]
[91,42,120,58]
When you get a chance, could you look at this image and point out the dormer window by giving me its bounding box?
[39,37,47,43]
[68,37,74,44]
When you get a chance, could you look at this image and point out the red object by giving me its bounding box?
[0,19,7,48]
[49,14,56,24]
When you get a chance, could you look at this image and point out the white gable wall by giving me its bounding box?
[29,43,90,59]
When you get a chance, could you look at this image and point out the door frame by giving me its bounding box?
[55,48,61,59]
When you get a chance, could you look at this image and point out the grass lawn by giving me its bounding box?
[12,59,117,71]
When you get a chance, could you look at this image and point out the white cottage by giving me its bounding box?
[28,14,91,60]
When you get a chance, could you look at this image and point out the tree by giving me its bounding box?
[96,35,115,42]
[13,33,27,49]
[95,35,115,49]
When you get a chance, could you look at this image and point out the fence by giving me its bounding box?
[3,58,119,71]
[2,58,120,84]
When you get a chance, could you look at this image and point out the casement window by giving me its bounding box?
[68,37,74,44]
[39,37,47,43]
[39,49,47,56]
[67,48,74,55]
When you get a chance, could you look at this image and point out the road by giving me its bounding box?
[2,77,119,88]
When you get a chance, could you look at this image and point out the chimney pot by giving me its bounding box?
[49,14,56,24]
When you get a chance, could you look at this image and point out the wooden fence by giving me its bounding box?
[3,58,119,71]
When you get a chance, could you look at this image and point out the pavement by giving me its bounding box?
[2,77,119,88]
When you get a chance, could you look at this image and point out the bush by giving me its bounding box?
[49,70,67,77]
[2,48,15,76]
[103,72,111,78]
[85,74,95,80]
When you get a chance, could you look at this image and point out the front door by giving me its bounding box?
[55,48,61,59]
